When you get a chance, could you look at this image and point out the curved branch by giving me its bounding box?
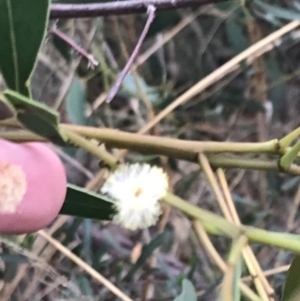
[50,0,228,19]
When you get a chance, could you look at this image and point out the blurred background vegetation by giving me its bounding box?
[2,0,300,300]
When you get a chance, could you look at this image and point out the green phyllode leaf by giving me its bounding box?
[60,184,116,221]
[254,0,300,22]
[173,279,197,301]
[225,20,248,54]
[120,73,160,104]
[281,255,300,301]
[66,76,87,126]
[4,89,66,145]
[0,0,50,96]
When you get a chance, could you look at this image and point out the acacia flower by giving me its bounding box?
[101,163,168,231]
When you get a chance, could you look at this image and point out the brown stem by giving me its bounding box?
[49,25,98,67]
[106,5,156,103]
[50,0,227,19]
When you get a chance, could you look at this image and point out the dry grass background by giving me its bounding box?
[1,1,300,300]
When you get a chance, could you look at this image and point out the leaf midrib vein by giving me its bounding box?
[6,0,19,91]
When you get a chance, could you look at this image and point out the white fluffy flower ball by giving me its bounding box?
[101,163,168,231]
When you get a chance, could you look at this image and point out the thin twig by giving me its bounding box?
[53,19,98,110]
[49,25,99,67]
[137,20,300,134]
[106,5,156,103]
[197,264,290,299]
[110,15,155,122]
[53,146,94,180]
[286,184,300,231]
[50,0,228,19]
[38,230,134,301]
[198,154,272,301]
[242,265,290,282]
[62,128,118,168]
[193,221,261,301]
[216,168,274,300]
[132,9,202,70]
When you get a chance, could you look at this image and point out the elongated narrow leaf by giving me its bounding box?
[4,89,66,145]
[5,90,57,125]
[121,73,160,104]
[173,279,197,301]
[254,0,300,22]
[66,77,87,125]
[60,184,116,220]
[0,0,50,95]
[225,20,248,54]
[124,232,166,281]
[282,255,300,301]
[0,254,29,264]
